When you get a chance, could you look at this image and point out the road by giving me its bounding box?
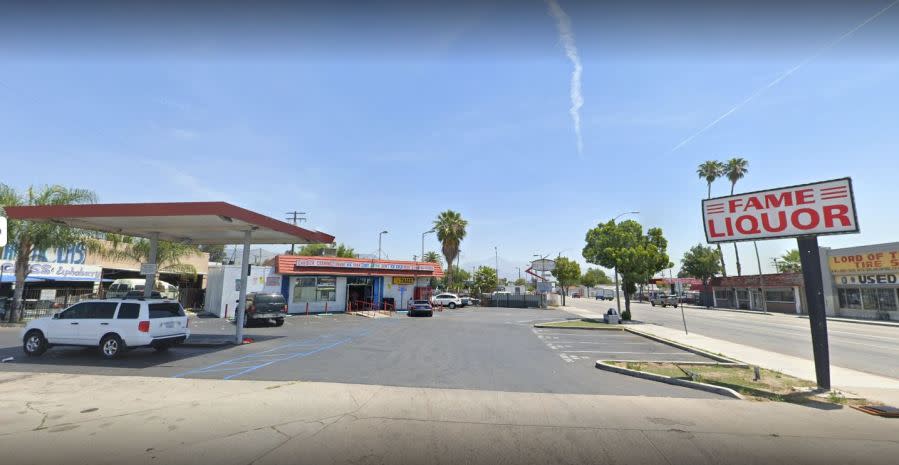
[570,298,899,379]
[0,307,718,398]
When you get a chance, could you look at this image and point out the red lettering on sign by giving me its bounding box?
[707,220,725,238]
[761,211,788,233]
[822,204,850,228]
[795,189,814,205]
[764,192,793,209]
[744,196,763,211]
[792,208,819,230]
[728,198,743,213]
[735,215,761,234]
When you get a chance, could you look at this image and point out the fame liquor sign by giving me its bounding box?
[703,178,859,243]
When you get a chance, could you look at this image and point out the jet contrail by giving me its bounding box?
[546,0,584,155]
[670,0,899,153]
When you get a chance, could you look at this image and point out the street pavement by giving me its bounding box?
[570,298,899,379]
[1,370,897,465]
[0,307,717,398]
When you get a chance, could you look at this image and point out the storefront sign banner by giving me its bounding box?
[295,259,435,272]
[837,274,899,286]
[829,250,899,274]
[0,260,102,282]
[703,178,858,243]
[392,277,415,285]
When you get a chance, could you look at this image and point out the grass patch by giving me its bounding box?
[536,319,622,329]
[604,362,870,407]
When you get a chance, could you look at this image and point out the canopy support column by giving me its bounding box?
[143,233,159,299]
[235,229,252,344]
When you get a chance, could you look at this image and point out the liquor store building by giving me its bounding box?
[273,256,444,313]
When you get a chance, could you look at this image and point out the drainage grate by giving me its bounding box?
[851,405,899,418]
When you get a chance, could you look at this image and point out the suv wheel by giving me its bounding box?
[23,330,48,357]
[274,318,284,327]
[448,303,456,309]
[99,334,125,359]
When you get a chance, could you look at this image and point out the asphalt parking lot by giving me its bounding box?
[532,327,712,364]
[0,307,721,398]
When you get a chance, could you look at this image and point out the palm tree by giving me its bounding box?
[102,233,201,277]
[696,160,728,277]
[0,184,97,322]
[433,210,468,288]
[422,251,442,266]
[724,157,749,276]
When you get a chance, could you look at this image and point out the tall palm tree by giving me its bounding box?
[433,210,467,288]
[0,184,97,322]
[696,161,728,277]
[725,157,749,276]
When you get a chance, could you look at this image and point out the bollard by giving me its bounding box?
[753,366,761,381]
[325,302,328,313]
[306,302,309,316]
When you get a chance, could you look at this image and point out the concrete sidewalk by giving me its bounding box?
[1,371,897,465]
[563,304,899,405]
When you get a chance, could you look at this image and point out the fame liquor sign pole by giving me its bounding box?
[703,177,859,389]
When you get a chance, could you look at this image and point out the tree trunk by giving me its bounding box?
[733,243,742,276]
[717,244,728,277]
[562,285,566,306]
[10,241,32,323]
[623,279,631,314]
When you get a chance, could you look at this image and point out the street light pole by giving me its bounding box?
[378,230,388,261]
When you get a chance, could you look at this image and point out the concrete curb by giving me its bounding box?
[675,304,774,316]
[595,360,744,400]
[624,327,746,365]
[0,323,25,328]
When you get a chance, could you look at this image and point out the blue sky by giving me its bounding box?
[1,1,898,279]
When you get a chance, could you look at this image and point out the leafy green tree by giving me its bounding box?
[441,267,471,292]
[199,244,227,263]
[433,210,468,288]
[681,244,724,307]
[0,184,97,322]
[724,157,749,276]
[779,249,802,273]
[580,268,612,288]
[697,160,728,277]
[290,242,355,258]
[551,257,581,306]
[681,244,723,285]
[514,277,527,286]
[472,266,497,295]
[583,219,671,315]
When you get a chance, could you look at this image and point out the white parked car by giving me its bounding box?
[21,298,190,359]
[430,293,462,309]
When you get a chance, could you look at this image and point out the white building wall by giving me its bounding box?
[382,277,429,310]
[286,276,347,313]
[204,265,279,318]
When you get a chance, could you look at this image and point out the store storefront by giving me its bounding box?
[273,256,444,313]
[710,273,805,314]
[820,242,899,321]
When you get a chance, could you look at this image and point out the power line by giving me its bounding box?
[285,211,307,254]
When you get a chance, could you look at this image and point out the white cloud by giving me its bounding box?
[546,0,584,156]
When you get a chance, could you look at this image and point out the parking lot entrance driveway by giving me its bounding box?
[0,308,722,398]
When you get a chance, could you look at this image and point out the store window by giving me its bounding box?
[764,289,795,303]
[714,289,731,300]
[837,288,862,309]
[293,277,337,303]
[860,288,897,311]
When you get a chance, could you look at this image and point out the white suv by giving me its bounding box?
[431,293,462,309]
[21,298,190,359]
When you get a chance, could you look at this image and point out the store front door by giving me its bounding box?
[346,277,374,311]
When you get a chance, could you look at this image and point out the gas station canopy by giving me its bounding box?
[4,201,334,245]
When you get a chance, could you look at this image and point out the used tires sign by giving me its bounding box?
[703,177,859,243]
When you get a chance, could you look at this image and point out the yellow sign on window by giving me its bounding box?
[392,277,415,285]
[829,249,899,274]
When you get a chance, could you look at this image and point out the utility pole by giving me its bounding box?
[285,211,307,254]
